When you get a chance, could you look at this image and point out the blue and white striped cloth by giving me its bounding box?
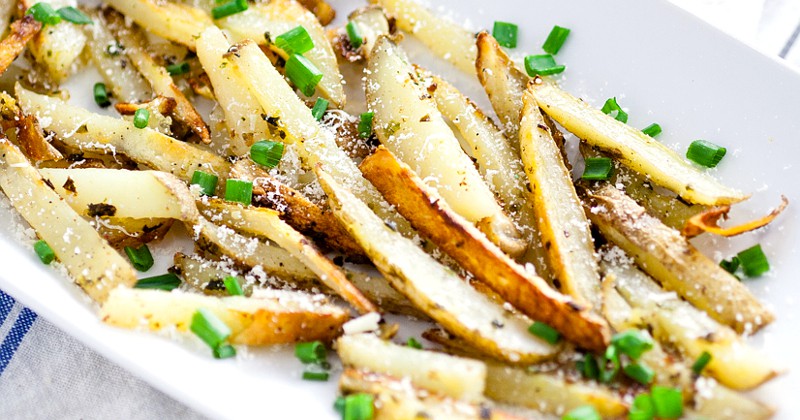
[2,1,800,417]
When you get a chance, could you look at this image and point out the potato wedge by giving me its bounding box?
[360,147,609,352]
[218,0,345,106]
[15,111,62,163]
[337,333,486,401]
[20,0,86,82]
[104,0,212,50]
[0,138,136,302]
[318,166,559,364]
[374,0,477,75]
[532,80,746,206]
[0,16,41,77]
[101,287,348,345]
[585,184,773,333]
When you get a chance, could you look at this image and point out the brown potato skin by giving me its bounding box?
[0,15,41,76]
[360,146,610,352]
[232,308,346,345]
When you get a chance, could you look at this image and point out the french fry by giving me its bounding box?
[297,0,336,26]
[0,0,15,38]
[585,184,773,334]
[692,382,774,420]
[101,287,349,345]
[0,137,136,302]
[360,147,610,352]
[15,111,62,163]
[95,217,174,250]
[334,6,395,62]
[173,252,252,296]
[318,166,559,364]
[0,16,41,76]
[20,0,86,82]
[103,0,212,50]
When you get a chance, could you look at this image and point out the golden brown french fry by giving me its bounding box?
[104,0,212,50]
[360,147,609,352]
[0,16,41,76]
[681,196,788,238]
[585,184,773,334]
[15,112,62,163]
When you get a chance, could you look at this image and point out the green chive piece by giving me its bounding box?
[492,21,518,48]
[133,108,150,129]
[737,244,770,277]
[224,179,253,205]
[611,330,653,359]
[542,25,570,55]
[629,393,655,420]
[358,112,374,139]
[719,256,740,274]
[334,396,346,415]
[691,351,712,375]
[343,393,375,420]
[524,54,565,76]
[94,83,111,108]
[577,354,599,380]
[651,386,683,419]
[213,343,237,359]
[295,341,326,364]
[562,405,601,420]
[601,97,628,123]
[57,6,92,25]
[302,369,330,381]
[346,21,363,49]
[582,157,613,180]
[223,276,244,296]
[191,308,232,349]
[600,344,620,383]
[190,170,219,196]
[623,363,655,385]
[275,26,315,55]
[27,3,62,25]
[250,140,285,168]
[212,0,248,19]
[33,240,55,264]
[124,244,154,272]
[686,140,726,168]
[285,54,323,97]
[641,123,662,137]
[134,273,181,291]
[312,97,329,121]
[406,337,423,349]
[166,62,190,76]
[528,321,560,344]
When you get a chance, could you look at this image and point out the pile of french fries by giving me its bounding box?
[0,0,786,418]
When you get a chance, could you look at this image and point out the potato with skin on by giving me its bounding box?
[334,6,396,62]
[317,166,559,364]
[15,111,62,163]
[104,0,212,50]
[0,15,41,76]
[366,36,525,257]
[101,287,349,345]
[520,85,602,310]
[20,0,86,82]
[360,147,609,352]
[0,138,137,302]
[585,184,773,334]
[95,217,174,250]
[296,0,336,25]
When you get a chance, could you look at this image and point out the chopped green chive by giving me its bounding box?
[406,337,423,349]
[346,21,363,49]
[27,3,62,25]
[212,0,248,19]
[275,26,315,55]
[641,123,662,137]
[124,244,154,272]
[686,140,726,168]
[581,157,613,180]
[492,21,518,48]
[225,179,253,205]
[719,256,740,274]
[191,308,232,349]
[285,54,323,97]
[33,240,55,264]
[576,354,599,380]
[623,362,655,385]
[134,273,181,291]
[250,140,285,168]
[600,344,620,383]
[651,386,683,419]
[166,62,190,76]
[334,396,346,415]
[133,108,150,129]
[94,83,111,108]
[611,330,653,359]
[223,276,244,296]
[542,25,570,55]
[343,393,375,420]
[737,244,770,277]
[312,97,329,121]
[691,351,712,375]
[528,321,560,344]
[295,341,326,364]
[601,97,628,123]
[562,405,601,420]
[629,393,655,420]
[57,6,92,25]
[358,112,374,139]
[302,369,330,381]
[190,170,218,196]
[524,54,565,76]
[213,343,237,359]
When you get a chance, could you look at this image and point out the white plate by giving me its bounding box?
[1,0,799,418]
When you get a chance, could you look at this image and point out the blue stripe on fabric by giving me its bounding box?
[0,290,15,326]
[0,307,38,377]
